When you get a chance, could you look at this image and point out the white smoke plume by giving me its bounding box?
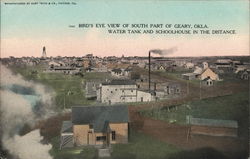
[0,64,54,159]
[0,65,54,110]
[150,46,178,56]
[4,130,52,159]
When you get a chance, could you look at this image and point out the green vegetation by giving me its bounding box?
[9,65,95,109]
[111,130,181,159]
[49,130,181,159]
[140,92,249,138]
[49,136,98,159]
[49,130,232,159]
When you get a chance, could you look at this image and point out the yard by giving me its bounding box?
[8,65,115,109]
[139,92,249,138]
[49,129,230,159]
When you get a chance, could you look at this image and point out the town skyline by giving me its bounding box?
[1,0,249,58]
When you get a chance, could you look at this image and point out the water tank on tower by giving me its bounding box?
[42,46,47,58]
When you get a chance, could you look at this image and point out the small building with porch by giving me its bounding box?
[60,105,129,149]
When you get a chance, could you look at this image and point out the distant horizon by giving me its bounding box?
[1,0,249,58]
[2,53,249,59]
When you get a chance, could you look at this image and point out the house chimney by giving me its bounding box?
[149,51,151,93]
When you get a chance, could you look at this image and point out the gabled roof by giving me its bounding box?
[200,67,217,75]
[72,105,129,132]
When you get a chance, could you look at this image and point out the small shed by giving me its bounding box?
[186,116,238,137]
[182,73,198,80]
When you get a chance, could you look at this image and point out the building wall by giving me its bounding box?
[73,124,89,146]
[109,123,128,144]
[94,132,108,145]
[137,90,152,102]
[100,84,137,104]
[73,123,128,146]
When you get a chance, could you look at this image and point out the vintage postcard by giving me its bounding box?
[0,0,249,159]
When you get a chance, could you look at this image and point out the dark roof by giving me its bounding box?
[61,121,73,133]
[72,105,129,133]
[111,68,122,73]
[102,79,136,85]
[202,77,212,81]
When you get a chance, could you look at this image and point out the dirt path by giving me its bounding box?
[129,106,247,157]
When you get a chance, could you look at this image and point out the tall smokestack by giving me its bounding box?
[149,51,151,93]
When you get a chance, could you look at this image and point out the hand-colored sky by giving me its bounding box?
[1,0,249,57]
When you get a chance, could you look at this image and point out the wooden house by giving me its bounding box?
[60,105,129,148]
[198,68,219,81]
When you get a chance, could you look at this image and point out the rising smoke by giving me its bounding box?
[150,46,178,56]
[0,64,54,159]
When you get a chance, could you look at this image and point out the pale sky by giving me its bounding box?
[1,0,249,57]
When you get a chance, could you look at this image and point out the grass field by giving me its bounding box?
[139,92,249,138]
[49,129,229,159]
[111,130,181,159]
[9,65,97,109]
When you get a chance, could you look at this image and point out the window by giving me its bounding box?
[112,131,116,140]
[96,136,106,141]
[111,91,113,93]
[131,90,133,92]
[115,89,117,91]
[122,90,124,93]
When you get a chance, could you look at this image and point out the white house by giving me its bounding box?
[184,62,195,69]
[97,80,154,104]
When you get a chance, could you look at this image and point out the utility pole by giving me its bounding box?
[199,80,201,100]
[63,92,66,110]
[187,80,189,95]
